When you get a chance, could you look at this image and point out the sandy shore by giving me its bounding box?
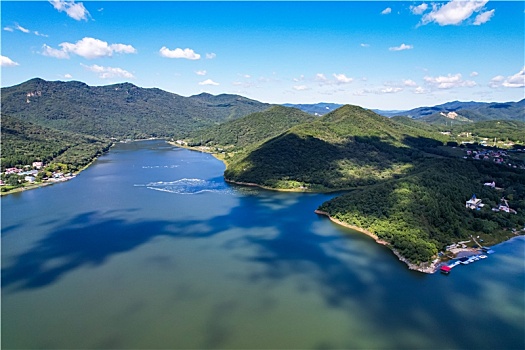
[314,210,441,274]
[224,178,313,193]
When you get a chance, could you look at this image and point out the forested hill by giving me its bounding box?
[185,105,316,150]
[221,104,525,265]
[1,114,111,171]
[224,104,447,190]
[319,158,525,263]
[1,78,271,139]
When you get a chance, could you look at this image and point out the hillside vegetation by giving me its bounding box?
[222,104,525,264]
[1,114,111,171]
[319,159,525,263]
[225,105,447,190]
[186,105,316,150]
[1,78,271,139]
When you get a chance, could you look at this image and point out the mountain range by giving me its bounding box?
[1,78,271,139]
[398,99,525,123]
[283,100,525,123]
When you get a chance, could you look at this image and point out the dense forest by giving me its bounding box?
[1,78,271,139]
[224,105,448,190]
[319,159,525,263]
[186,105,316,150]
[1,114,112,171]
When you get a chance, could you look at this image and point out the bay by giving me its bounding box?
[2,140,524,349]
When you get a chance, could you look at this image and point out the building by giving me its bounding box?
[466,194,484,210]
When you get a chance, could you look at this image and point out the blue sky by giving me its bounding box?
[1,1,524,109]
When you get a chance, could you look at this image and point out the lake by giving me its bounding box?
[2,140,524,349]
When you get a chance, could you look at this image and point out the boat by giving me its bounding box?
[479,255,487,259]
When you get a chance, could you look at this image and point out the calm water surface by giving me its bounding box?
[2,140,524,349]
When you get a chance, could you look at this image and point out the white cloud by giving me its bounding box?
[333,73,353,84]
[198,79,219,86]
[315,73,327,82]
[206,53,216,59]
[360,43,370,47]
[410,3,428,15]
[109,43,136,54]
[243,74,251,78]
[389,43,413,51]
[4,23,48,36]
[381,87,403,93]
[42,37,137,59]
[64,73,73,78]
[474,9,495,25]
[491,67,525,88]
[381,7,392,15]
[42,44,70,59]
[15,23,30,33]
[470,71,479,77]
[489,75,505,88]
[195,70,207,76]
[414,86,430,94]
[50,0,90,21]
[160,47,200,60]
[421,0,492,26]
[81,64,134,79]
[424,73,476,89]
[1,55,20,67]
[353,87,403,95]
[293,85,309,91]
[403,79,418,87]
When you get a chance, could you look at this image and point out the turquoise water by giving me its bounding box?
[2,140,524,349]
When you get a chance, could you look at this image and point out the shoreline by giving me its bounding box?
[224,178,317,193]
[1,142,115,196]
[314,210,441,274]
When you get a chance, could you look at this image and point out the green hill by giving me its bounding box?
[318,159,525,263]
[450,120,525,144]
[224,105,446,190]
[186,105,316,150]
[1,114,111,171]
[1,78,271,139]
[222,104,525,265]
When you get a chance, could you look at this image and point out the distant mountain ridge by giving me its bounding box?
[1,78,271,139]
[398,99,525,123]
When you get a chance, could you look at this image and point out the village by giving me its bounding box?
[461,147,525,170]
[0,161,76,192]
